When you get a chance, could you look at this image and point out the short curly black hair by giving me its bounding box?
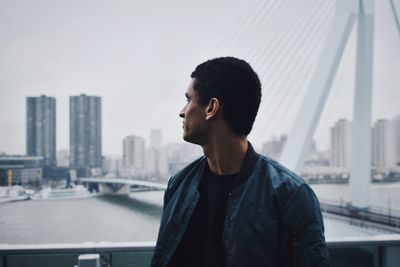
[191,57,262,136]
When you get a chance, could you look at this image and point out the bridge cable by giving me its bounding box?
[255,0,335,141]
[250,0,332,143]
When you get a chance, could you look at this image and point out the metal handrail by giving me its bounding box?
[1,236,400,267]
[1,235,400,252]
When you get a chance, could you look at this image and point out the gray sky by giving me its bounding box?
[0,0,399,155]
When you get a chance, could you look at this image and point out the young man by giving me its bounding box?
[151,57,328,267]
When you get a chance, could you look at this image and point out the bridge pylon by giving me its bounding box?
[279,0,399,208]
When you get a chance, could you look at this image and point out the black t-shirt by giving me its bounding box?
[168,164,237,267]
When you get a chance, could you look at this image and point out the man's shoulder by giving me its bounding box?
[255,155,321,214]
[257,154,307,195]
[167,156,206,189]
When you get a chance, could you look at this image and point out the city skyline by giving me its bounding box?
[0,0,399,155]
[3,92,400,158]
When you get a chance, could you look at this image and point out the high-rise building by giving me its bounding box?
[102,155,122,175]
[261,135,287,160]
[57,149,69,167]
[145,129,167,177]
[372,119,397,172]
[393,116,400,166]
[165,142,202,175]
[123,135,145,176]
[26,95,56,167]
[69,94,102,173]
[150,129,162,149]
[330,119,352,167]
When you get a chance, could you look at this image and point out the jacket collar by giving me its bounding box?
[195,141,260,191]
[232,141,260,191]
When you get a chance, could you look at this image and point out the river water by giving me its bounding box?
[0,194,162,244]
[1,183,399,245]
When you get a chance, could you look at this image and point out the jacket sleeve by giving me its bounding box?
[282,184,330,267]
[162,176,176,210]
[151,177,175,267]
[160,176,175,225]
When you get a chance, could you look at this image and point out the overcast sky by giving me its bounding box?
[0,0,399,155]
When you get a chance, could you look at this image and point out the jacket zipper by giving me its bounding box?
[224,191,232,267]
[292,232,299,267]
[161,189,200,267]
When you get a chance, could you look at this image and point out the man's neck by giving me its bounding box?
[202,136,248,175]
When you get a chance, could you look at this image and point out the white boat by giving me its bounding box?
[32,185,92,200]
[0,186,29,203]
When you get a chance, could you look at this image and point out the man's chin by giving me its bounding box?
[183,133,200,145]
[182,133,191,142]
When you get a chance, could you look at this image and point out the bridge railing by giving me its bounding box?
[319,198,400,230]
[1,235,400,267]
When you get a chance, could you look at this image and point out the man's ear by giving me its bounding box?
[205,98,220,120]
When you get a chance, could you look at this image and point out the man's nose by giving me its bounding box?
[179,107,185,118]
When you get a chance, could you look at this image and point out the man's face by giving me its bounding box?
[179,79,209,144]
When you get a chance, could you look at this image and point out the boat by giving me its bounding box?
[0,186,29,204]
[32,185,92,200]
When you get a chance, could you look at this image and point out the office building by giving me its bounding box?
[330,119,352,167]
[26,95,56,167]
[150,129,162,149]
[69,94,102,174]
[261,135,287,160]
[123,135,145,176]
[145,129,168,177]
[393,115,400,166]
[0,155,43,186]
[57,149,69,167]
[372,119,397,172]
[165,142,202,175]
[102,155,122,175]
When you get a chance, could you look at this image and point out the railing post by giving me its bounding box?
[77,254,100,267]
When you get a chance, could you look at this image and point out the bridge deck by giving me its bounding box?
[79,178,167,190]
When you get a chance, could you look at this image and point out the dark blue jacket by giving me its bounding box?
[151,144,329,267]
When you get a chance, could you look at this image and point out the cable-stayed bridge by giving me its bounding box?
[279,0,399,209]
[88,0,400,209]
[153,0,400,212]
